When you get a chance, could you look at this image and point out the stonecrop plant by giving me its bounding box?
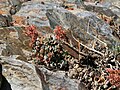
[25,25,69,70]
[106,68,120,88]
[54,26,65,40]
[25,25,38,47]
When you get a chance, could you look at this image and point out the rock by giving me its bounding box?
[7,0,31,6]
[15,1,54,27]
[84,2,119,19]
[0,14,12,27]
[0,26,52,61]
[39,67,80,90]
[0,56,83,90]
[0,63,12,90]
[46,8,120,48]
[0,0,31,16]
[46,8,94,43]
[0,27,30,60]
[0,56,43,90]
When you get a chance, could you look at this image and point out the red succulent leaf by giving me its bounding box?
[54,26,65,40]
[25,25,38,47]
[106,68,120,88]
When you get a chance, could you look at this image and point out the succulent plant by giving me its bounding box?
[25,25,120,90]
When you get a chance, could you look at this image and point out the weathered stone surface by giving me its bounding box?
[46,8,120,48]
[0,55,84,90]
[38,67,80,90]
[83,0,120,25]
[0,63,12,90]
[75,11,117,45]
[0,54,83,90]
[15,1,54,27]
[46,8,94,43]
[0,27,30,60]
[0,14,12,27]
[0,0,32,16]
[0,56,43,90]
[0,1,119,90]
[0,26,52,60]
[109,1,120,17]
[83,2,119,19]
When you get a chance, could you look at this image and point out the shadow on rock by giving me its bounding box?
[0,75,12,90]
[0,64,12,90]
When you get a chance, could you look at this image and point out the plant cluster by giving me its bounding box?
[106,68,120,88]
[54,26,65,40]
[25,25,38,47]
[32,35,69,70]
[25,25,120,90]
[25,25,69,70]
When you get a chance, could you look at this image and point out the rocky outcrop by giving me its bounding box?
[38,67,80,90]
[46,8,120,48]
[0,1,119,90]
[83,2,119,19]
[0,55,83,90]
[46,8,94,43]
[0,56,43,90]
[15,1,54,27]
